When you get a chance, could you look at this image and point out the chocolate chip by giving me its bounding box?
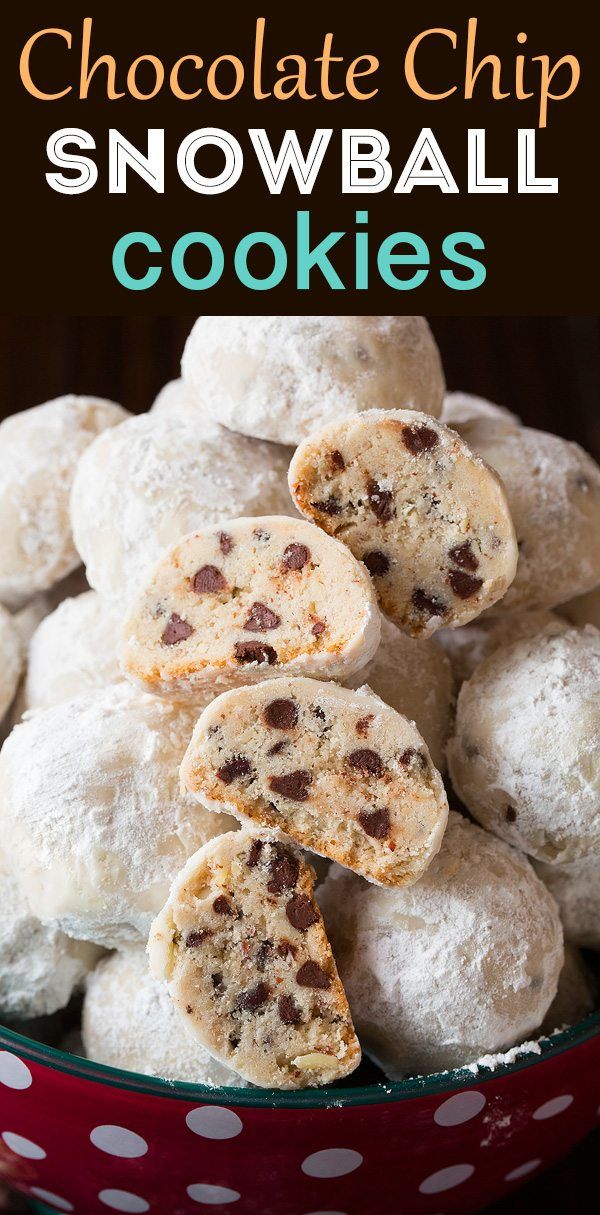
[296,961,331,990]
[244,602,282,632]
[247,840,264,868]
[367,479,394,523]
[278,994,303,1025]
[363,550,390,577]
[402,423,439,455]
[329,449,346,471]
[161,613,194,646]
[313,706,326,722]
[449,541,479,572]
[218,532,234,555]
[411,588,447,618]
[186,1005,193,1014]
[237,982,270,1012]
[264,699,299,730]
[399,747,428,770]
[211,972,224,991]
[448,570,484,600]
[278,939,297,959]
[267,847,300,894]
[358,807,391,839]
[311,497,342,516]
[282,543,310,571]
[256,940,273,972]
[234,641,277,665]
[356,715,374,737]
[506,806,517,823]
[186,929,211,948]
[229,1034,240,1049]
[217,755,252,784]
[268,740,287,757]
[286,894,319,932]
[213,895,234,916]
[269,770,313,802]
[253,528,271,541]
[311,618,326,636]
[347,749,385,777]
[191,564,227,594]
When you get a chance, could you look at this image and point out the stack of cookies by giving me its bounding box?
[0,316,598,1090]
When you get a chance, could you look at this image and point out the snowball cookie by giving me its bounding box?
[560,584,600,630]
[24,591,123,711]
[71,414,295,604]
[122,516,380,703]
[151,378,219,433]
[534,859,600,951]
[345,617,452,771]
[0,683,236,948]
[181,316,444,445]
[318,812,563,1076]
[0,396,128,609]
[541,946,597,1034]
[441,391,521,435]
[0,605,22,720]
[448,627,600,865]
[455,426,600,613]
[0,854,100,1020]
[182,678,448,889]
[289,410,518,637]
[149,830,360,1089]
[83,947,244,1086]
[437,609,568,688]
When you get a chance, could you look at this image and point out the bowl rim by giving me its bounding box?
[2,1011,599,1109]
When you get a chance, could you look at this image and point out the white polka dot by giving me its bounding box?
[186,1107,243,1140]
[187,1184,241,1204]
[98,1190,149,1213]
[419,1164,475,1194]
[30,1188,74,1212]
[1,1131,46,1160]
[434,1091,486,1127]
[0,1052,33,1091]
[532,1094,573,1120]
[301,1149,363,1179]
[90,1124,148,1158]
[505,1159,542,1182]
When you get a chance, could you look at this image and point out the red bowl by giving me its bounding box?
[1,1015,599,1215]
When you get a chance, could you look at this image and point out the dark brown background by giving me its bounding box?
[1,316,598,459]
[3,3,599,311]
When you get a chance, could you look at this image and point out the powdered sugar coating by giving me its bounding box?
[182,316,444,445]
[534,858,600,950]
[437,609,568,688]
[0,855,100,1020]
[71,415,295,604]
[448,627,600,864]
[24,591,123,711]
[318,813,563,1077]
[458,425,600,612]
[0,396,128,608]
[151,378,220,435]
[83,947,244,1086]
[0,683,236,947]
[344,617,453,771]
[442,391,521,435]
[0,606,22,720]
